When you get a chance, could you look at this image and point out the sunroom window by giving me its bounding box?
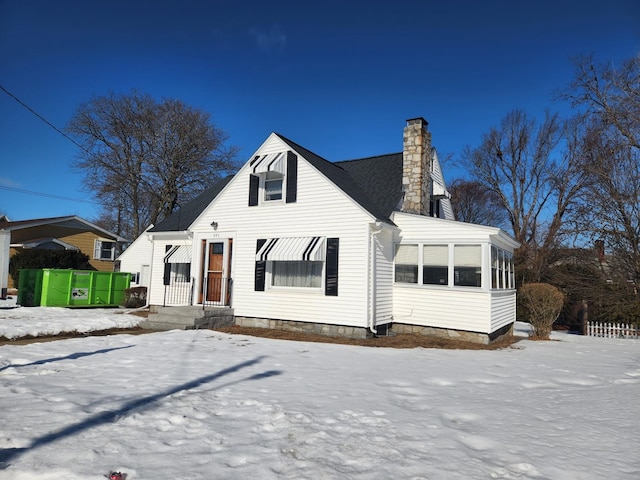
[423,245,449,285]
[395,244,418,283]
[491,246,498,289]
[491,245,515,290]
[454,245,482,287]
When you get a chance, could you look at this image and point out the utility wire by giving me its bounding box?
[0,185,99,204]
[0,84,98,206]
[0,83,85,151]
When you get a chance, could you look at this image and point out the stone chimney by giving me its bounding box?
[402,117,432,215]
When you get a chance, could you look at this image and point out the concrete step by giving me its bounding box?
[139,319,193,331]
[142,307,235,331]
[152,306,210,319]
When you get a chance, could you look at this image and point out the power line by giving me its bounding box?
[0,185,99,204]
[0,83,85,151]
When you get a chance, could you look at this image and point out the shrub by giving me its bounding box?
[122,286,147,308]
[519,283,565,339]
[10,249,92,286]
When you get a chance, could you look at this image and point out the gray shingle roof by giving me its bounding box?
[150,135,405,232]
[149,176,234,232]
[335,153,403,220]
[276,134,400,225]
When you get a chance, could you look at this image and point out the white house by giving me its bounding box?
[141,118,519,343]
[116,225,154,289]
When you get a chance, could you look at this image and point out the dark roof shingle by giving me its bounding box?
[150,135,405,232]
[149,176,234,232]
[277,134,401,224]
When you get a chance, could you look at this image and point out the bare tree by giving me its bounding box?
[448,178,508,228]
[463,109,587,282]
[67,91,238,239]
[561,54,640,291]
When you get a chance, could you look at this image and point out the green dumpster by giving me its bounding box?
[17,269,131,307]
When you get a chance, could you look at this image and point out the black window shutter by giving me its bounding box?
[249,174,259,206]
[325,238,339,296]
[163,245,172,285]
[255,239,267,291]
[285,152,297,204]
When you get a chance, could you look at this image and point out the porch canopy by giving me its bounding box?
[251,151,286,174]
[164,245,192,263]
[256,236,325,262]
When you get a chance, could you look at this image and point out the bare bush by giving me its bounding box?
[519,283,565,339]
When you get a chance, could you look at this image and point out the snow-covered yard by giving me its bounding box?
[1,305,639,479]
[0,302,142,340]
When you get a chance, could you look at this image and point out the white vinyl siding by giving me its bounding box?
[394,286,492,333]
[490,290,517,332]
[147,238,192,306]
[189,134,376,328]
[116,231,153,287]
[371,228,394,326]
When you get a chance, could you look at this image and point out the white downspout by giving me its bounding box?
[368,221,384,335]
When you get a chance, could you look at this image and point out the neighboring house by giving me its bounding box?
[0,229,9,298]
[0,215,129,289]
[144,118,519,343]
[116,225,154,289]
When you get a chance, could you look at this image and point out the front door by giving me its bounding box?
[206,242,224,303]
[200,239,232,306]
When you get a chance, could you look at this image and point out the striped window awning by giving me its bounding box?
[256,237,325,262]
[252,152,286,174]
[164,245,192,263]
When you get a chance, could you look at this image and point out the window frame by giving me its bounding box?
[422,244,449,286]
[453,244,482,288]
[394,242,518,290]
[94,239,116,261]
[170,262,191,283]
[269,260,324,289]
[490,245,515,290]
[394,244,419,284]
[263,170,284,202]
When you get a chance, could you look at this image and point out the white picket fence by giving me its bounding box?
[586,321,639,339]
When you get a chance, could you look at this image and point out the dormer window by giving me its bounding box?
[249,151,298,206]
[264,171,283,201]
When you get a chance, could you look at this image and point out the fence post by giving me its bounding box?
[581,300,588,336]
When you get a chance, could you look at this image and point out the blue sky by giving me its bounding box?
[1,0,638,222]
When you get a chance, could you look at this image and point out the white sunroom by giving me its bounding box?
[390,212,520,343]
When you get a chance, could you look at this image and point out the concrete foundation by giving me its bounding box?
[234,316,372,339]
[391,321,514,345]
